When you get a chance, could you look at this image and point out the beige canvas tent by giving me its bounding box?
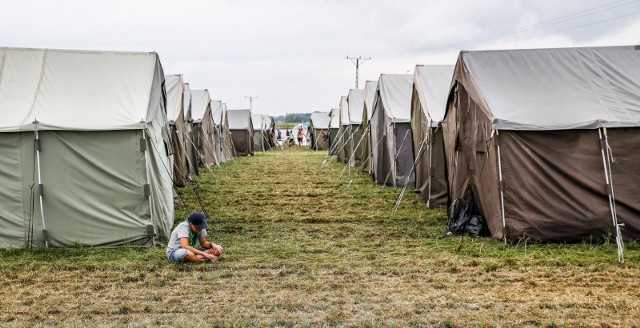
[410,65,454,208]
[183,83,199,176]
[328,107,340,155]
[251,114,275,151]
[346,89,365,166]
[228,109,254,156]
[191,89,219,168]
[309,111,331,150]
[165,74,189,187]
[0,47,173,247]
[370,74,415,188]
[221,103,236,158]
[361,80,378,174]
[211,100,230,163]
[336,96,349,162]
[442,46,640,249]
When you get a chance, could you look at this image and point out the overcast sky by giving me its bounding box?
[1,0,639,116]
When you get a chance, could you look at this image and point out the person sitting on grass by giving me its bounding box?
[166,212,223,263]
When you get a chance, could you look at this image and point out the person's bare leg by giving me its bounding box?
[203,248,222,257]
[183,251,204,263]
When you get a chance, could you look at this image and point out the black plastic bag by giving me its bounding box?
[447,197,489,237]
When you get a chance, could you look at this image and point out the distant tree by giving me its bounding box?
[273,113,312,123]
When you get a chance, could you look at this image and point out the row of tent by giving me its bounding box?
[0,47,274,248]
[312,45,640,251]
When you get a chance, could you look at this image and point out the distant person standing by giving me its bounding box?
[297,128,304,146]
[277,129,282,140]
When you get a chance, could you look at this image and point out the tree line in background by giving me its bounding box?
[273,113,311,123]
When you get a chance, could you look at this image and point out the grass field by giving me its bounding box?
[1,148,639,327]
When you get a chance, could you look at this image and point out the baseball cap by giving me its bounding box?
[188,212,208,230]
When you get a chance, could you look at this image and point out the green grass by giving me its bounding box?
[1,148,639,327]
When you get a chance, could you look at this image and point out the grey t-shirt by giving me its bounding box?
[166,221,207,255]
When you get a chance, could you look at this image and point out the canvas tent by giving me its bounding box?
[211,100,230,163]
[346,89,365,166]
[165,74,189,187]
[370,74,415,188]
[221,103,236,158]
[183,83,199,176]
[191,89,219,168]
[0,47,173,248]
[251,114,275,151]
[336,96,349,162]
[309,111,331,150]
[442,46,640,245]
[328,107,340,155]
[410,65,454,208]
[361,80,378,174]
[228,109,254,156]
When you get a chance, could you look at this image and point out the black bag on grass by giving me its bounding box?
[447,197,489,237]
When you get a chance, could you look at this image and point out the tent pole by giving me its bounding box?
[426,126,434,208]
[142,128,157,246]
[495,130,507,243]
[33,124,48,248]
[599,128,624,263]
[393,128,430,213]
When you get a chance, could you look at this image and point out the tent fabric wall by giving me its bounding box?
[309,111,331,150]
[252,114,274,152]
[164,74,189,187]
[410,65,454,208]
[191,89,219,168]
[347,89,365,166]
[361,80,378,174]
[221,103,236,159]
[183,83,199,176]
[0,47,173,247]
[336,96,349,162]
[443,46,640,243]
[328,107,340,155]
[228,109,254,156]
[211,100,228,163]
[371,74,415,188]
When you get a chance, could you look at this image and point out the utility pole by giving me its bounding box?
[245,96,258,110]
[345,56,371,89]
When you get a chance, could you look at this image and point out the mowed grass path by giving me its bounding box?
[1,147,640,327]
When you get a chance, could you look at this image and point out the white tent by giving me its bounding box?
[0,47,173,247]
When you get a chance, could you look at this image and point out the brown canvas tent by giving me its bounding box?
[442,46,640,249]
[165,74,189,187]
[370,74,415,188]
[228,109,254,156]
[410,65,454,208]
